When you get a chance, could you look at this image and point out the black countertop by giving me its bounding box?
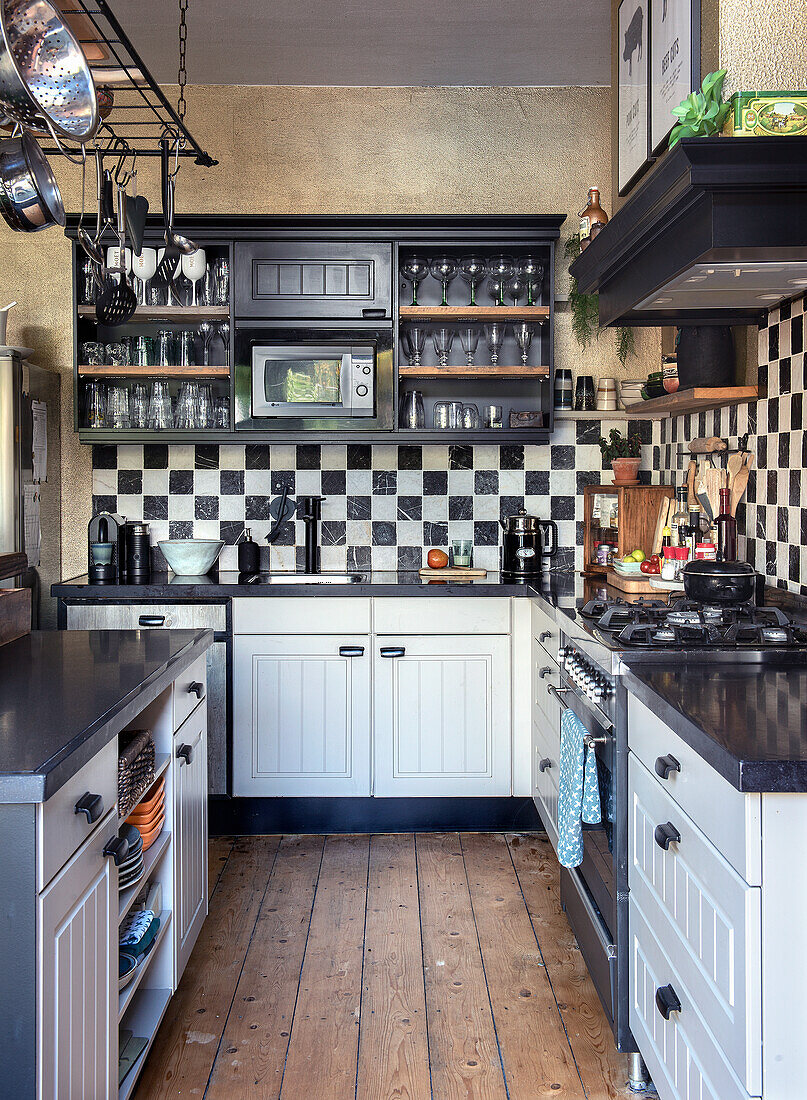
[0,629,213,803]
[622,657,807,793]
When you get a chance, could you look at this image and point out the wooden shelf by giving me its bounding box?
[118,909,172,1021]
[79,364,229,378]
[399,305,550,321]
[398,365,549,379]
[118,830,171,923]
[78,305,229,322]
[625,386,759,418]
[119,986,172,1100]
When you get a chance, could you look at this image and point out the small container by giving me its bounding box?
[460,403,479,429]
[81,340,105,366]
[596,542,611,566]
[554,368,573,410]
[238,528,260,574]
[662,356,679,393]
[451,539,473,567]
[106,339,131,367]
[483,404,503,428]
[695,542,717,561]
[433,401,454,429]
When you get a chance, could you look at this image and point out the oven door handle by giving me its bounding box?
[339,353,352,410]
[583,734,607,749]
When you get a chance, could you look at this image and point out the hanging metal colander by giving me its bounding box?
[0,0,98,144]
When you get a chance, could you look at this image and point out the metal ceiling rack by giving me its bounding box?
[43,0,217,166]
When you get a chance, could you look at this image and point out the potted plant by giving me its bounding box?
[599,428,643,485]
[668,70,731,148]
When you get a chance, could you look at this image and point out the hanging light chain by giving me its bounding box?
[177,0,188,121]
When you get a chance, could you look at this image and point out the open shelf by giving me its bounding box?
[119,754,170,826]
[400,305,550,321]
[625,386,759,418]
[118,910,172,1021]
[399,365,549,379]
[554,408,666,421]
[118,830,171,924]
[79,365,229,378]
[78,305,229,322]
[118,986,172,1100]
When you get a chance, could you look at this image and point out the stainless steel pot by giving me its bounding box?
[0,0,98,143]
[682,559,756,605]
[0,129,64,231]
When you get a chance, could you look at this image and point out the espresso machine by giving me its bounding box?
[500,509,558,579]
[87,512,126,583]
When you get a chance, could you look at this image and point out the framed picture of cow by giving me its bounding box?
[650,0,701,152]
[618,0,650,194]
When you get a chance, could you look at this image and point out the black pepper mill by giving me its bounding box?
[238,528,260,574]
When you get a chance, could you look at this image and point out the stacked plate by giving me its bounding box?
[117,823,144,890]
[127,774,166,852]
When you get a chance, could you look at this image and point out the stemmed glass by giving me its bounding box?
[432,327,455,366]
[458,256,486,306]
[400,255,429,306]
[131,247,157,306]
[403,326,426,366]
[430,256,458,306]
[485,323,506,366]
[513,322,534,365]
[218,321,230,367]
[519,256,545,306]
[181,248,207,307]
[487,255,515,305]
[459,326,480,366]
[197,321,213,366]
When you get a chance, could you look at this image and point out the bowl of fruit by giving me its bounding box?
[613,550,646,576]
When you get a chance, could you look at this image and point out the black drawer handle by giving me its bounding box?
[655,984,682,1020]
[380,646,405,658]
[538,666,553,679]
[539,758,552,773]
[655,754,681,780]
[361,307,386,318]
[654,822,681,851]
[188,681,205,699]
[74,792,103,824]
[339,645,365,657]
[139,615,165,627]
[177,744,194,766]
[103,835,129,866]
[539,631,552,642]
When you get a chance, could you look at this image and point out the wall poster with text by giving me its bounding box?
[618,0,650,194]
[650,0,700,153]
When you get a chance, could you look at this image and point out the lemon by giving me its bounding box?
[631,550,646,562]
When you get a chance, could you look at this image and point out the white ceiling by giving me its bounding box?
[113,0,611,87]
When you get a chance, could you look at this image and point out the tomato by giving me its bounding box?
[640,560,661,574]
[427,548,449,569]
[650,554,660,565]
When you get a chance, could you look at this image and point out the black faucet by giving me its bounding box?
[300,495,324,574]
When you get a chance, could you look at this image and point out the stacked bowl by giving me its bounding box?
[127,774,166,851]
[618,379,646,408]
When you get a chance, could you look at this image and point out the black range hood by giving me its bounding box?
[570,135,807,326]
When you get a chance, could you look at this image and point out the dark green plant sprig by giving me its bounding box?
[598,428,642,462]
[564,235,635,365]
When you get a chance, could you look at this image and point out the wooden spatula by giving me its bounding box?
[730,452,754,515]
[686,459,697,508]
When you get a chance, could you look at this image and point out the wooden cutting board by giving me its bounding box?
[606,568,659,594]
[418,567,488,579]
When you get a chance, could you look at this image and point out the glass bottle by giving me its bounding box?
[687,506,701,559]
[715,487,737,562]
[579,188,608,247]
[670,487,689,548]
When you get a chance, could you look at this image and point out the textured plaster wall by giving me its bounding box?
[719,0,807,94]
[0,84,659,580]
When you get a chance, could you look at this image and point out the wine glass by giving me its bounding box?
[400,255,429,306]
[432,327,455,366]
[459,326,479,366]
[485,323,506,365]
[218,321,230,367]
[519,256,544,306]
[197,322,213,367]
[429,255,458,306]
[403,326,426,366]
[513,322,534,365]
[458,255,486,306]
[487,255,515,304]
[487,276,505,307]
[130,247,157,306]
[181,248,207,307]
[506,274,527,306]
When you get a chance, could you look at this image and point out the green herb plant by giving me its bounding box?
[564,236,636,367]
[598,428,642,464]
[668,69,731,148]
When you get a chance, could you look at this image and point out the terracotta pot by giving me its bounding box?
[611,456,641,485]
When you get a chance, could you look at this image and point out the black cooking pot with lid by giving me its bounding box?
[682,559,756,605]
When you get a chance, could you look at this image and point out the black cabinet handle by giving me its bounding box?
[380,646,405,658]
[361,307,386,318]
[654,822,681,851]
[539,758,552,773]
[655,984,682,1020]
[539,631,552,642]
[74,792,103,824]
[538,666,553,679]
[177,744,194,766]
[339,645,365,657]
[103,835,129,866]
[187,681,205,699]
[655,754,681,780]
[139,615,165,627]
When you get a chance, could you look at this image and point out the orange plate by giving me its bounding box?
[139,814,165,851]
[128,775,165,818]
[127,797,165,831]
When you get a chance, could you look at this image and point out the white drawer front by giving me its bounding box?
[233,596,371,634]
[66,602,226,631]
[532,649,561,733]
[530,599,558,659]
[532,725,559,850]
[173,652,208,732]
[373,596,510,635]
[629,755,762,1094]
[628,694,761,885]
[38,738,118,890]
[629,900,756,1100]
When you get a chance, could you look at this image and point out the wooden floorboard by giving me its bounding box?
[416,832,508,1100]
[278,834,370,1100]
[132,834,281,1100]
[356,833,431,1100]
[205,835,325,1099]
[506,834,633,1100]
[208,835,235,900]
[461,833,585,1098]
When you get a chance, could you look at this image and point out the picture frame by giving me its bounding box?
[618,0,650,195]
[649,0,701,153]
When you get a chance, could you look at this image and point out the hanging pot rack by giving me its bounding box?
[41,0,217,166]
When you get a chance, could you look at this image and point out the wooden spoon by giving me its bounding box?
[686,459,697,508]
[730,452,754,515]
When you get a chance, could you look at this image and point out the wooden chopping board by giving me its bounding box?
[418,567,488,579]
[606,567,659,594]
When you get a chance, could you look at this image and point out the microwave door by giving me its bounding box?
[338,353,352,412]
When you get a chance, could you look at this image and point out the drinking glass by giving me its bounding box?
[181,248,207,306]
[81,341,105,366]
[106,339,130,367]
[460,403,479,429]
[432,327,455,366]
[84,381,106,428]
[484,404,503,429]
[400,390,425,429]
[132,335,153,367]
[520,257,545,305]
[80,257,96,305]
[452,539,473,567]
[400,255,429,306]
[486,276,505,307]
[130,383,149,428]
[429,255,458,306]
[458,255,486,306]
[155,329,174,366]
[487,255,515,303]
[131,247,157,306]
[147,381,173,430]
[198,383,214,428]
[485,322,506,365]
[174,381,199,429]
[506,274,527,306]
[433,401,456,429]
[459,326,479,366]
[107,384,130,429]
[214,395,230,429]
[574,375,596,411]
[218,322,230,367]
[213,256,229,305]
[178,330,195,368]
[403,326,425,366]
[513,322,534,365]
[196,321,213,366]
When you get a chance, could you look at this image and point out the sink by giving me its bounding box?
[245,572,366,585]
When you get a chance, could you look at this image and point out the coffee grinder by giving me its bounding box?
[88,512,126,583]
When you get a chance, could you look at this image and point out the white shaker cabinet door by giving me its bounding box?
[38,808,118,1100]
[373,635,511,797]
[174,705,208,983]
[233,635,372,796]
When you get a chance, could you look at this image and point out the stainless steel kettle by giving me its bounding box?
[499,509,558,577]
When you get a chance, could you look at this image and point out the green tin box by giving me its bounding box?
[725,91,807,136]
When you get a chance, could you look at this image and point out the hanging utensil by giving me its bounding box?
[0,127,64,231]
[151,138,181,296]
[686,459,697,508]
[730,452,754,515]
[95,185,137,326]
[0,0,98,145]
[124,167,148,257]
[76,146,104,262]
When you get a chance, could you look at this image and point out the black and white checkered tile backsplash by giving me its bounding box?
[91,418,654,573]
[652,295,806,596]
